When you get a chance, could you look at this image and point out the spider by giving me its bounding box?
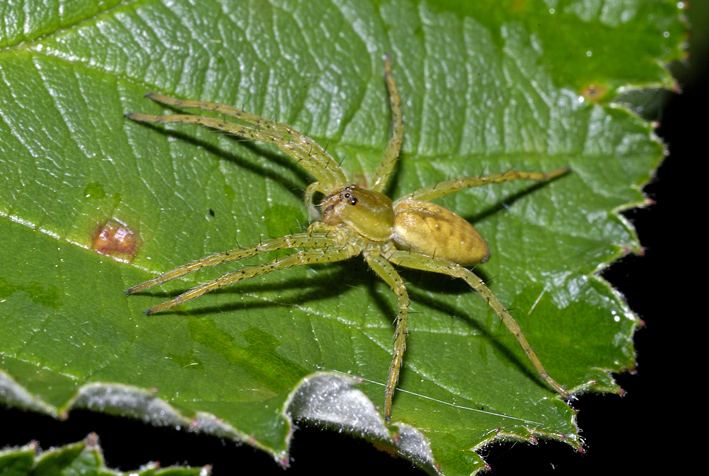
[126,55,571,422]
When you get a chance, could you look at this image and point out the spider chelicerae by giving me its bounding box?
[126,55,571,422]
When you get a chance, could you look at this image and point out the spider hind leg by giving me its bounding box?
[388,250,570,399]
[364,250,411,422]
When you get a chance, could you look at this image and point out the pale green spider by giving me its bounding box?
[126,56,570,421]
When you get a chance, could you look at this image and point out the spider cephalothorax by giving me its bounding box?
[126,55,571,422]
[321,185,394,241]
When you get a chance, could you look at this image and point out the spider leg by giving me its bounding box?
[126,95,347,191]
[142,243,359,315]
[126,230,342,295]
[364,250,410,422]
[370,55,404,193]
[144,93,315,143]
[396,167,570,203]
[388,250,570,399]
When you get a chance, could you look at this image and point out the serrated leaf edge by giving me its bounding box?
[0,368,441,473]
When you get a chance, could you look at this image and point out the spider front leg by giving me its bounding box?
[370,54,404,193]
[143,245,358,314]
[127,226,355,314]
[127,229,341,296]
[126,93,347,191]
[389,250,570,399]
[364,249,411,422]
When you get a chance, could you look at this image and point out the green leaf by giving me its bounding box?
[0,434,208,476]
[0,1,685,475]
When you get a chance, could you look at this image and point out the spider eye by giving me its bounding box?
[349,198,358,205]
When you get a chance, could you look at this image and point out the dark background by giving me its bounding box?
[2,5,705,475]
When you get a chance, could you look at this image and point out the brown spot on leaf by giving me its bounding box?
[580,83,609,103]
[92,218,139,263]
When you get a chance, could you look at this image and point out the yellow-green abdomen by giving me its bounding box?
[392,200,490,267]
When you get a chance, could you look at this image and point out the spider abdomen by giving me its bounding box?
[392,200,490,267]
